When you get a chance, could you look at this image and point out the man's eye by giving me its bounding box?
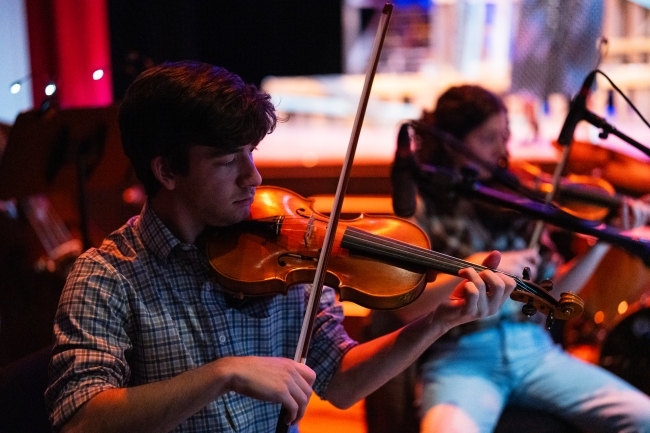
[216,156,236,166]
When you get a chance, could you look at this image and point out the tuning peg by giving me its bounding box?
[540,279,554,292]
[545,311,555,329]
[521,301,537,317]
[522,267,531,280]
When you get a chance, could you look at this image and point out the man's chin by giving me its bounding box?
[216,207,251,227]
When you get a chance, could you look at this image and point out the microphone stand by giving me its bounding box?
[530,68,595,248]
[530,67,650,246]
[582,109,650,159]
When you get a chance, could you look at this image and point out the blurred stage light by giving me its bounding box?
[45,82,57,96]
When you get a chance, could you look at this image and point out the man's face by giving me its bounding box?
[173,143,262,228]
[461,111,510,179]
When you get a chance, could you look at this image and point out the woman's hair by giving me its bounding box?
[118,60,277,196]
[415,85,507,167]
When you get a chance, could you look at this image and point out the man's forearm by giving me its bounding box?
[322,312,446,409]
[60,359,229,433]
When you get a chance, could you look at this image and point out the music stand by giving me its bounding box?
[0,105,131,250]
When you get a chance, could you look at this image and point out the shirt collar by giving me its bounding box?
[135,200,184,263]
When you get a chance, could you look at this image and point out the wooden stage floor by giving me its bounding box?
[299,395,367,433]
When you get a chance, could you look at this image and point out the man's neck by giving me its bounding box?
[149,194,203,245]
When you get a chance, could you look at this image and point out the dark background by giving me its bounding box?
[0,1,348,371]
[108,0,345,100]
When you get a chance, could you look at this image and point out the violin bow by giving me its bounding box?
[275,4,393,431]
[527,143,571,249]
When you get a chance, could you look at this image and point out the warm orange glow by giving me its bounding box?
[122,185,145,206]
[310,194,393,215]
[341,301,370,317]
[618,301,629,315]
[593,310,605,324]
[301,152,319,168]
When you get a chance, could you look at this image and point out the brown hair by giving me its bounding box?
[416,85,507,167]
[119,61,277,196]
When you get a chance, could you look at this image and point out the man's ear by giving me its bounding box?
[151,156,176,191]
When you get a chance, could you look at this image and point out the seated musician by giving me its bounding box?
[390,84,650,433]
[44,61,517,433]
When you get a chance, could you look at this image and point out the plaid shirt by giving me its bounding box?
[46,201,357,432]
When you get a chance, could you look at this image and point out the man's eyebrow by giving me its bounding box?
[203,143,256,157]
[203,146,236,157]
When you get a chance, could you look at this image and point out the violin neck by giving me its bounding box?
[341,226,479,276]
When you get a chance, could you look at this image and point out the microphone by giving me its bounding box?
[390,123,418,217]
[557,70,597,146]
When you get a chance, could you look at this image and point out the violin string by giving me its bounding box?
[342,227,540,297]
[278,218,474,271]
[281,217,504,275]
[344,226,484,271]
[278,218,539,296]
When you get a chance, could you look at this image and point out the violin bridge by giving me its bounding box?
[304,214,315,247]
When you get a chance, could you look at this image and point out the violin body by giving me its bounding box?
[207,186,429,310]
[207,186,584,321]
[509,160,620,221]
[560,140,650,197]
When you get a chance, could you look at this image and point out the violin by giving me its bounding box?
[509,160,622,222]
[206,186,584,324]
[408,120,641,225]
[563,140,650,197]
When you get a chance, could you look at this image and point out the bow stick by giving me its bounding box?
[275,4,393,431]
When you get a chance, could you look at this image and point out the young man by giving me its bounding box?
[45,61,515,433]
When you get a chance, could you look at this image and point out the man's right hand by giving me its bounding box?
[217,356,316,425]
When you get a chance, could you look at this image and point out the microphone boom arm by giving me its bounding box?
[453,175,650,266]
[582,109,650,159]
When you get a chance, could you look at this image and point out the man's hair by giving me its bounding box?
[416,85,506,167]
[118,60,277,196]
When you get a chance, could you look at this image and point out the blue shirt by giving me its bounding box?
[46,201,357,432]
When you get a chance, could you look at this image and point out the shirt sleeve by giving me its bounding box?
[304,286,358,397]
[45,252,133,431]
[536,227,564,283]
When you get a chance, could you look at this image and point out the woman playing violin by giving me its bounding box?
[45,61,517,433]
[390,84,650,433]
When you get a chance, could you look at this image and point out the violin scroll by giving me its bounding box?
[558,292,585,319]
[510,288,583,321]
[509,268,584,329]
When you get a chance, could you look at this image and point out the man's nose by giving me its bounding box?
[239,155,262,187]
